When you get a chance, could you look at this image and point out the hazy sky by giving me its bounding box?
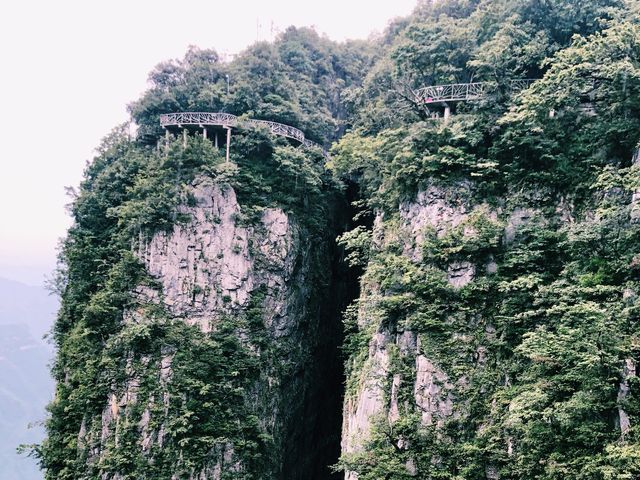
[0,0,416,286]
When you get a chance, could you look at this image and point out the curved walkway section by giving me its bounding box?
[159,112,326,154]
[415,79,535,105]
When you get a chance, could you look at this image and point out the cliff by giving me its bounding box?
[39,26,373,480]
[38,2,640,479]
[332,14,640,478]
[40,127,355,479]
[88,179,348,479]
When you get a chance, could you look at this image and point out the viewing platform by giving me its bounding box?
[159,112,327,162]
[415,79,536,119]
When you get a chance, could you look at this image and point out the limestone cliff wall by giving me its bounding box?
[343,184,473,454]
[340,183,544,479]
[89,177,347,479]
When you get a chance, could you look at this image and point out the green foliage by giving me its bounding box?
[100,314,271,479]
[495,21,640,192]
[333,16,640,212]
[340,186,640,479]
[337,226,372,268]
[422,209,503,265]
[112,136,225,237]
[329,120,500,210]
[131,28,376,144]
[346,0,624,131]
[227,129,338,231]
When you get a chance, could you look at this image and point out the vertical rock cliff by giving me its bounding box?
[340,182,501,478]
[330,5,640,477]
[109,180,319,477]
[40,24,378,478]
[98,178,349,479]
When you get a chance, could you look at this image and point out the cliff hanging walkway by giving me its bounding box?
[414,79,536,118]
[160,79,536,160]
[160,112,327,161]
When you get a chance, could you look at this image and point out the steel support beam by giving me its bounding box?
[225,126,232,163]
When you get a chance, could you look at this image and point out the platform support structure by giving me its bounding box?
[183,129,188,147]
[214,132,218,148]
[444,104,451,122]
[158,112,328,158]
[202,126,207,139]
[224,126,232,163]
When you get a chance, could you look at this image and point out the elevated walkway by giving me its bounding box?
[414,79,536,119]
[159,112,327,162]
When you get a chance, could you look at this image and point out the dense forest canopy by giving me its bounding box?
[332,0,637,205]
[344,0,625,131]
[37,0,640,479]
[130,27,377,144]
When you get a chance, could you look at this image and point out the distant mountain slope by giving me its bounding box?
[0,277,58,343]
[0,278,57,480]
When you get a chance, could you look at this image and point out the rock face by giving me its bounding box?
[93,177,350,479]
[398,184,471,261]
[340,183,514,479]
[139,179,298,333]
[342,331,391,457]
[340,177,640,479]
[618,358,637,437]
[342,185,479,467]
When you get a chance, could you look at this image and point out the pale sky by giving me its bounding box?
[0,0,417,286]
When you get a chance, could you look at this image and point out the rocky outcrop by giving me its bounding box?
[414,354,455,427]
[342,331,391,456]
[617,358,637,438]
[138,179,298,333]
[91,177,350,479]
[399,183,471,261]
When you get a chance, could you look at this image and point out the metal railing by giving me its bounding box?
[415,79,536,105]
[160,112,239,127]
[159,112,326,155]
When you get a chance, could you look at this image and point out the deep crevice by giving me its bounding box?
[282,181,365,479]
